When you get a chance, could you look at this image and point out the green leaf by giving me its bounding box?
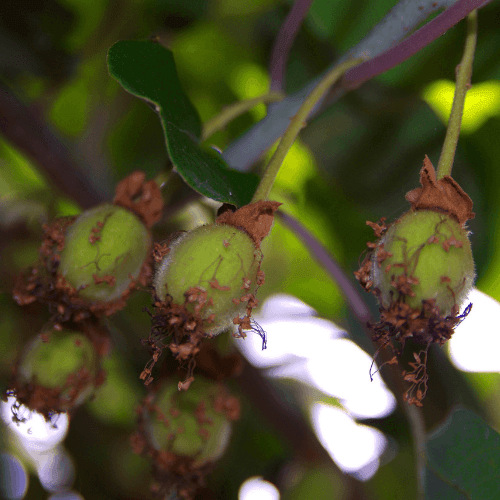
[165,124,259,205]
[426,408,500,500]
[107,40,201,138]
[425,466,468,500]
[107,40,258,206]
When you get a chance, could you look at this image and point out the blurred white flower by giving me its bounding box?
[448,287,500,372]
[1,397,69,453]
[239,476,280,500]
[236,293,395,478]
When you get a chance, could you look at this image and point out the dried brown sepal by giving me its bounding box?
[153,242,170,263]
[209,278,231,291]
[7,367,94,422]
[405,156,474,225]
[401,349,430,407]
[375,244,393,268]
[153,231,187,264]
[215,200,282,248]
[366,218,387,238]
[231,290,260,340]
[141,292,208,388]
[113,171,164,228]
[257,270,265,286]
[354,218,389,293]
[142,281,260,387]
[368,300,471,405]
[13,217,153,323]
[390,274,419,297]
[40,216,76,259]
[354,254,373,293]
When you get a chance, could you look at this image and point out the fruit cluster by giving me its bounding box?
[8,170,280,498]
[8,172,162,417]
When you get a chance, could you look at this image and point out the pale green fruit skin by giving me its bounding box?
[147,377,232,466]
[154,223,261,335]
[18,329,98,405]
[372,210,475,316]
[59,204,151,302]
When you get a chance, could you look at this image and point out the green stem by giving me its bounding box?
[153,168,175,190]
[202,92,285,141]
[436,10,478,179]
[251,58,364,203]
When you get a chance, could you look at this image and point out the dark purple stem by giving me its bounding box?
[277,211,371,324]
[269,0,315,93]
[0,86,108,209]
[343,0,492,89]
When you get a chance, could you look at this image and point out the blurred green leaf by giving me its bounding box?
[426,408,500,500]
[425,466,468,500]
[282,465,346,500]
[107,40,259,206]
[86,351,143,428]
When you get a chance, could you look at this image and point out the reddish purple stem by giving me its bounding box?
[343,0,492,89]
[277,211,371,324]
[269,0,315,93]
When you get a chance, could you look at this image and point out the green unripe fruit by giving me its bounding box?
[147,377,235,466]
[372,210,474,316]
[18,329,99,408]
[154,224,262,335]
[59,204,151,302]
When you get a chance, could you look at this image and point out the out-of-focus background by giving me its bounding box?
[2,0,500,499]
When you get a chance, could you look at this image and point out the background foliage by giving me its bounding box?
[1,0,500,499]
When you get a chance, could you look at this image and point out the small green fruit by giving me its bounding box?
[372,210,475,316]
[59,204,151,302]
[154,224,262,335]
[18,329,99,409]
[147,377,236,466]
